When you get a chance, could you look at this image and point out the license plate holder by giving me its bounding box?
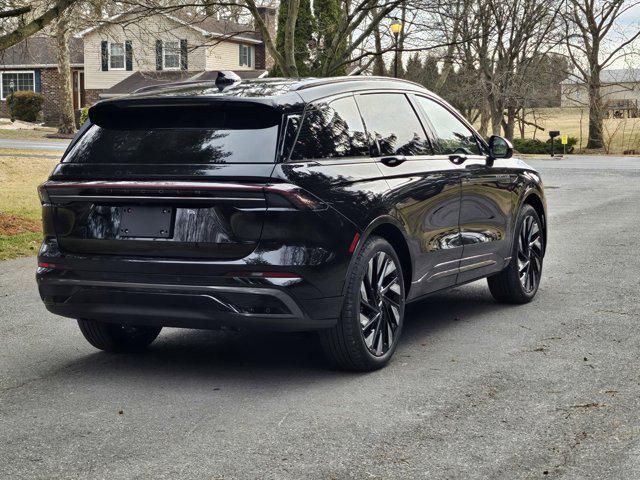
[119,206,173,238]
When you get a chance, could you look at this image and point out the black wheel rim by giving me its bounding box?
[359,252,402,356]
[518,214,544,293]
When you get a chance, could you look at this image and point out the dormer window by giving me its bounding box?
[163,41,180,70]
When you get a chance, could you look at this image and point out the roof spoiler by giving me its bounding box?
[88,96,280,130]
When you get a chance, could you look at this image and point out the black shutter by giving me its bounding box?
[180,39,188,70]
[155,40,163,70]
[248,46,252,68]
[125,40,133,71]
[34,70,42,93]
[101,41,108,71]
[238,45,243,66]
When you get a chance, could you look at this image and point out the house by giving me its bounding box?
[0,36,84,124]
[560,68,640,117]
[79,8,275,105]
[0,7,275,125]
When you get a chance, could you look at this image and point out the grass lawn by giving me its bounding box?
[479,107,640,154]
[0,127,57,140]
[0,152,59,260]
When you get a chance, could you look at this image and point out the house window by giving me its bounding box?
[163,41,180,69]
[1,71,35,100]
[109,42,125,70]
[239,44,252,67]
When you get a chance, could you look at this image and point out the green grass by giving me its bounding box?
[0,232,41,260]
[0,152,60,260]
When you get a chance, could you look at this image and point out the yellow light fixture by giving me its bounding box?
[390,18,402,36]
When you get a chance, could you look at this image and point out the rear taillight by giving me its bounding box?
[264,185,327,211]
[38,184,50,204]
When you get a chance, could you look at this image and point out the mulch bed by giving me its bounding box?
[0,213,41,235]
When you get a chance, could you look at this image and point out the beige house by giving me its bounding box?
[560,69,640,112]
[78,8,275,103]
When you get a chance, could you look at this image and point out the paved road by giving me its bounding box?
[0,137,70,151]
[1,157,640,479]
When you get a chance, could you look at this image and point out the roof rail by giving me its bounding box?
[133,79,217,94]
[291,76,423,91]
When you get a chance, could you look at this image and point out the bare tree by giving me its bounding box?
[0,0,80,51]
[563,0,640,149]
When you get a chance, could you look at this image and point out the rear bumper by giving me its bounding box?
[38,272,341,332]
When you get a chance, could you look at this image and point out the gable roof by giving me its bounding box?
[77,9,262,44]
[0,37,84,68]
[561,68,640,85]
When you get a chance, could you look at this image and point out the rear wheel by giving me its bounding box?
[319,236,405,371]
[488,204,544,303]
[77,319,162,352]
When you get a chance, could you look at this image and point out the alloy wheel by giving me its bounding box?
[517,214,544,293]
[359,252,402,356]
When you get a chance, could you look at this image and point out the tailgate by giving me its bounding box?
[42,181,268,259]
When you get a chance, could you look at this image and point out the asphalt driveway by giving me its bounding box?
[1,156,639,479]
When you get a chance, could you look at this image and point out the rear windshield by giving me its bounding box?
[63,124,278,164]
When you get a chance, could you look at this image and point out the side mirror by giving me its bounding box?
[487,135,513,163]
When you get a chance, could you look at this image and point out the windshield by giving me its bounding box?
[63,124,279,164]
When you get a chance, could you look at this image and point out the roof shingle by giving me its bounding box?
[0,37,84,67]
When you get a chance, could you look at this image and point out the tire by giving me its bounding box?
[488,204,544,304]
[319,236,405,371]
[77,319,162,353]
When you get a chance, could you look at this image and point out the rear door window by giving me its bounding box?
[355,93,432,157]
[413,96,481,155]
[289,96,369,161]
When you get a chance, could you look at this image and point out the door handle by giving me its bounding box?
[380,156,406,167]
[449,154,467,165]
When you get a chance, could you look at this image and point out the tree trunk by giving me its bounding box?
[56,16,75,134]
[503,106,516,141]
[586,73,604,149]
[371,9,385,76]
[478,97,490,137]
[490,98,503,136]
[282,0,301,77]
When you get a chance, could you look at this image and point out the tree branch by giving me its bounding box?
[0,0,79,51]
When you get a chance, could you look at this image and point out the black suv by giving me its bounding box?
[37,76,546,371]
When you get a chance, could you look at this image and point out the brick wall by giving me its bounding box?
[0,67,85,126]
[40,67,62,125]
[84,89,104,106]
[255,7,276,71]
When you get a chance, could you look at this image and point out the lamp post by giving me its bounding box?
[389,18,402,78]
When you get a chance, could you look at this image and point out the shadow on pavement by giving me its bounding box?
[49,285,515,385]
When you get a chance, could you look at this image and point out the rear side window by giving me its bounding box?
[414,96,481,155]
[356,93,431,157]
[290,96,369,161]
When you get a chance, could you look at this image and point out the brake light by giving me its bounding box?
[264,184,327,211]
[38,184,50,204]
[38,262,56,268]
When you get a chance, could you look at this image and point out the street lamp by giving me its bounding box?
[389,18,402,78]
